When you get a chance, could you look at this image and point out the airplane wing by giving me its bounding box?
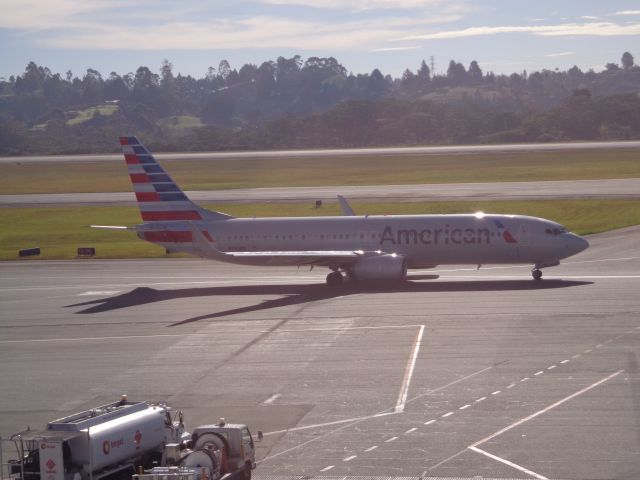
[188,222,365,266]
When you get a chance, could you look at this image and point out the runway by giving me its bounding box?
[1,226,639,479]
[2,178,640,205]
[2,140,639,164]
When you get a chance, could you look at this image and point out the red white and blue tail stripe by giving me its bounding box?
[120,136,231,222]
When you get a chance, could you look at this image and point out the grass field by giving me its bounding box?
[2,199,639,260]
[157,115,204,131]
[66,104,118,126]
[1,148,639,194]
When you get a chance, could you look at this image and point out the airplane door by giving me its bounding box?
[517,224,530,259]
[518,224,530,246]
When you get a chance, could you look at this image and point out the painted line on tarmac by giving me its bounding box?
[470,369,624,448]
[261,412,396,437]
[469,446,549,480]
[0,333,188,344]
[260,393,281,406]
[395,324,425,413]
[406,365,494,406]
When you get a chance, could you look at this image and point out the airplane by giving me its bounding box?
[93,136,589,286]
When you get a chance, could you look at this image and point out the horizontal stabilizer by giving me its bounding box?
[90,225,134,230]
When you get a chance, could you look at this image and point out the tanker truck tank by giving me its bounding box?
[7,399,184,480]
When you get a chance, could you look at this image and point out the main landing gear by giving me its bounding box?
[326,270,344,287]
[532,268,543,281]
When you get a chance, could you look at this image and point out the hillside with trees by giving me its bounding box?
[0,52,639,155]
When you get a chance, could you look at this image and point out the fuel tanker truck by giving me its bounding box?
[3,398,256,480]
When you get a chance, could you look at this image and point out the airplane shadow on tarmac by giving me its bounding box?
[66,279,591,327]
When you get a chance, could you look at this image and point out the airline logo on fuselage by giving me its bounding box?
[380,225,492,245]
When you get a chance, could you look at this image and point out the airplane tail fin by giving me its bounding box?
[120,136,233,222]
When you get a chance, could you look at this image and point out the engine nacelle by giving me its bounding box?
[353,254,407,281]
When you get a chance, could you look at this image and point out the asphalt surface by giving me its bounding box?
[2,178,640,206]
[2,140,640,164]
[1,226,639,479]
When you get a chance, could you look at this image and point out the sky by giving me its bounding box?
[1,0,639,80]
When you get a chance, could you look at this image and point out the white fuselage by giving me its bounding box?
[144,213,587,269]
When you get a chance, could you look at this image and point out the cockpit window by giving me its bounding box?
[545,227,567,235]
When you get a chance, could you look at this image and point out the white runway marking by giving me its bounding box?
[470,369,624,448]
[560,359,570,364]
[364,446,378,452]
[469,446,549,480]
[407,365,494,405]
[343,455,356,462]
[534,371,544,376]
[262,411,396,436]
[506,383,516,389]
[385,436,398,443]
[77,290,121,296]
[475,397,486,402]
[596,344,603,348]
[395,324,425,413]
[442,412,454,418]
[424,419,436,425]
[459,404,471,410]
[404,427,417,434]
[547,365,556,370]
[521,377,530,382]
[261,366,493,462]
[261,393,281,406]
[572,354,581,359]
[584,349,592,353]
[0,333,187,344]
[492,390,501,395]
[320,465,334,472]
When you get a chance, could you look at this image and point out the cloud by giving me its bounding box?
[0,0,468,52]
[400,22,640,40]
[36,15,463,51]
[615,10,640,16]
[0,0,119,29]
[580,16,599,20]
[371,45,422,52]
[545,51,574,57]
[262,0,446,10]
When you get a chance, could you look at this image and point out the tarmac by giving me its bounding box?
[2,140,639,164]
[1,226,639,479]
[2,178,640,206]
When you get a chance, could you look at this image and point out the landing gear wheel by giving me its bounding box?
[532,269,543,281]
[326,271,344,287]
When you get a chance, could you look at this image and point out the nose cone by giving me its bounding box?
[566,233,589,256]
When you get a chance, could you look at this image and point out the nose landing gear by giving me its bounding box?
[532,268,543,281]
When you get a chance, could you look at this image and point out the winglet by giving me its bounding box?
[337,195,355,216]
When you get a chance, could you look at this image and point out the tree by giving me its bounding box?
[621,51,635,70]
[468,60,482,84]
[446,60,467,86]
[160,59,174,86]
[417,60,430,81]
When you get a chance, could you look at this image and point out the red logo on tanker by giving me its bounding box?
[134,430,142,449]
[102,440,110,455]
[46,459,56,471]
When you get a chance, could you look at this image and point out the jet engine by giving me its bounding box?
[352,254,407,281]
